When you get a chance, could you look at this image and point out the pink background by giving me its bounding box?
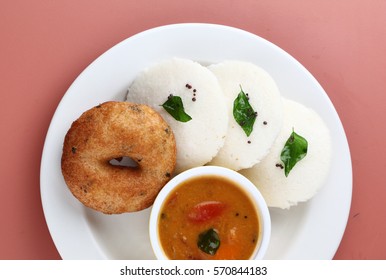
[1,0,386,259]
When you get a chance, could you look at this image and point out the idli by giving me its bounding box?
[126,58,228,174]
[208,60,283,170]
[240,98,332,209]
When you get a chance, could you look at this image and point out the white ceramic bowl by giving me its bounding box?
[149,166,271,260]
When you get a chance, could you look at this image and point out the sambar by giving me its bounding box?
[157,175,260,260]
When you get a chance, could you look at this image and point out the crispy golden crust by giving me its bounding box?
[61,101,176,214]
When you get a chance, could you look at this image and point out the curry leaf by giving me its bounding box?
[280,129,308,177]
[233,86,257,136]
[161,95,192,122]
[197,228,220,255]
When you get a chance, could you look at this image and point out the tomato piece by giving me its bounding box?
[187,201,226,222]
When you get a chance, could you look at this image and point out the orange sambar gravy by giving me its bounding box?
[158,175,260,260]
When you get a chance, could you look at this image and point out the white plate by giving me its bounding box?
[40,23,352,259]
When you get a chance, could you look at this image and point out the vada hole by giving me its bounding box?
[109,157,139,168]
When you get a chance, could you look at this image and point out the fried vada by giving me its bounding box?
[61,101,176,214]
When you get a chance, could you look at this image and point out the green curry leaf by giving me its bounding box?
[233,86,257,136]
[197,228,220,255]
[161,95,192,122]
[280,129,308,177]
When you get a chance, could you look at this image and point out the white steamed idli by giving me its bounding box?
[126,58,228,174]
[240,98,332,209]
[208,60,283,170]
